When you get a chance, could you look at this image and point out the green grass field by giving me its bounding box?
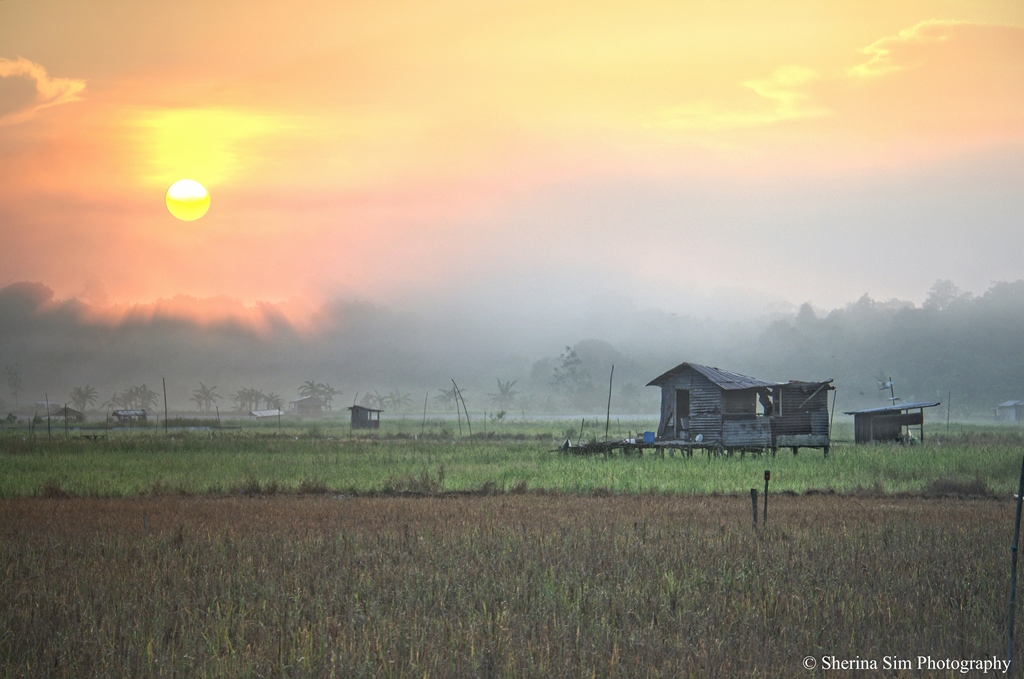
[2,420,1022,498]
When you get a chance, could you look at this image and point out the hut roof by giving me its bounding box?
[48,406,83,418]
[646,362,779,390]
[997,400,1024,408]
[844,402,940,415]
[349,405,383,413]
[250,409,283,418]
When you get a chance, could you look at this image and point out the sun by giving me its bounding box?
[165,179,210,221]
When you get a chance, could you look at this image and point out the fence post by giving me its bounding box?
[763,470,771,527]
[750,488,758,528]
[1007,454,1024,674]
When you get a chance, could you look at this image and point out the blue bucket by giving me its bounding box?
[643,431,655,444]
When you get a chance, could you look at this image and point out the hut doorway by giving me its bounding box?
[675,389,690,436]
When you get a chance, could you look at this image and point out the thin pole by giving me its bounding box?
[162,378,169,436]
[829,389,837,440]
[455,381,471,438]
[763,470,770,527]
[45,393,51,441]
[421,393,428,435]
[64,403,68,440]
[947,391,951,438]
[1008,454,1024,673]
[605,365,614,441]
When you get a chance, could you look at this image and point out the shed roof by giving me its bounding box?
[48,406,83,417]
[349,405,383,413]
[844,401,941,415]
[250,409,283,418]
[997,401,1024,408]
[646,362,779,390]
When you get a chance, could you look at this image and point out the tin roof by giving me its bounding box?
[844,401,941,415]
[349,405,383,413]
[997,401,1024,408]
[646,362,780,390]
[250,409,283,418]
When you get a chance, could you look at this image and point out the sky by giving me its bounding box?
[1,0,1023,326]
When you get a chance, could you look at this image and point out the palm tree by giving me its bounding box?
[192,382,222,412]
[298,380,319,400]
[69,385,98,412]
[320,383,340,411]
[487,379,519,411]
[361,390,386,410]
[265,392,284,410]
[433,386,458,410]
[387,390,413,412]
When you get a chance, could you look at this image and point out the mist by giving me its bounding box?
[1,278,1022,419]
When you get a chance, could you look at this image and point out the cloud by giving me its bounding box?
[649,65,827,132]
[0,56,86,126]
[849,20,968,79]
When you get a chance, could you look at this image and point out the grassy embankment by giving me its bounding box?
[1,420,1022,497]
[0,494,1011,677]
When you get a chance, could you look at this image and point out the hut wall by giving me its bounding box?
[657,369,722,443]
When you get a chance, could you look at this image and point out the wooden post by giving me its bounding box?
[763,470,770,527]
[45,393,51,441]
[605,365,614,441]
[750,488,758,528]
[162,378,169,436]
[578,418,585,446]
[1007,454,1024,673]
[64,403,68,440]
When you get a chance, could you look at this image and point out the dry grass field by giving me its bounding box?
[0,493,1012,677]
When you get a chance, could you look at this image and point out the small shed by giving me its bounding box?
[48,405,85,421]
[844,401,940,444]
[349,405,382,430]
[647,363,778,451]
[112,409,147,422]
[289,396,324,417]
[996,401,1024,423]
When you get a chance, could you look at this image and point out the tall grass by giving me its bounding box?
[0,494,1010,677]
[2,425,1023,497]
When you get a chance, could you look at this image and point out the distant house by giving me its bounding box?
[112,409,147,422]
[48,405,84,422]
[349,405,382,430]
[648,363,778,452]
[647,362,834,455]
[996,401,1024,423]
[844,402,940,444]
[289,396,324,417]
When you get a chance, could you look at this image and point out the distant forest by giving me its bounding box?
[0,279,1021,418]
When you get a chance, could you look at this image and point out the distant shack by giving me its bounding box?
[289,396,324,418]
[844,402,940,444]
[349,405,382,430]
[48,405,85,422]
[996,401,1024,423]
[112,409,147,423]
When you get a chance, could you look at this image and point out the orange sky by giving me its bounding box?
[1,0,1022,321]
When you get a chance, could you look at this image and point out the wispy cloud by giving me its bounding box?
[849,19,970,79]
[0,56,86,126]
[649,65,826,132]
